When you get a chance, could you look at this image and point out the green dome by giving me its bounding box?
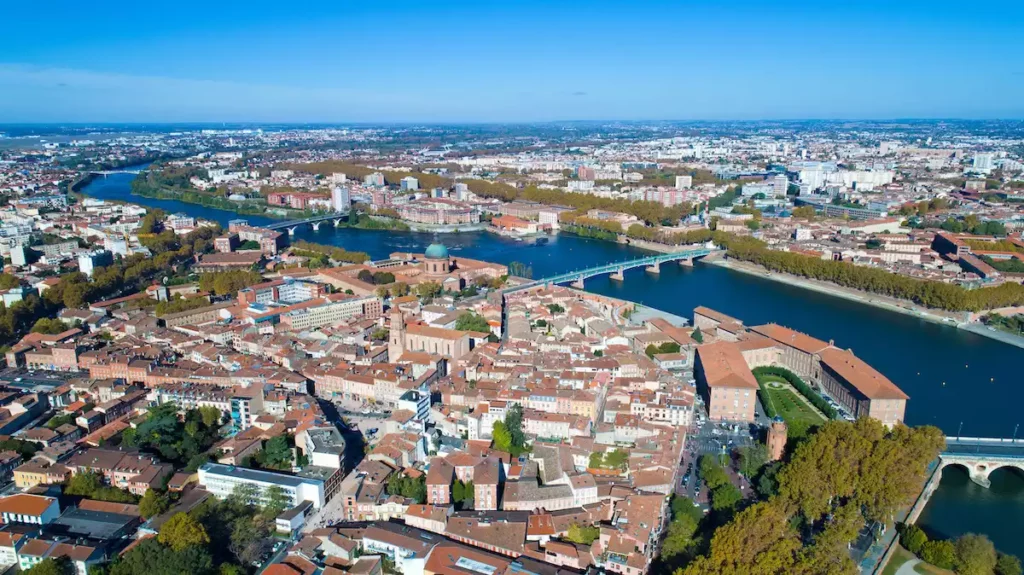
[424,243,449,260]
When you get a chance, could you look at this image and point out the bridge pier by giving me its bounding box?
[678,258,693,267]
[646,262,661,274]
[333,219,344,227]
[969,469,992,488]
[311,222,321,231]
[610,268,624,281]
[570,275,585,289]
[287,227,297,236]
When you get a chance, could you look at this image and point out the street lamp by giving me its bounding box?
[957,421,963,441]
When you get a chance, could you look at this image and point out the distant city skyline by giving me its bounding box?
[3,0,1023,122]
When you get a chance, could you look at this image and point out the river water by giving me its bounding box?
[81,171,1024,556]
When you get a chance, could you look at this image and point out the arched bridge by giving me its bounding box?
[265,211,350,235]
[940,436,1024,487]
[502,245,719,294]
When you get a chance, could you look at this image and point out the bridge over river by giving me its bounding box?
[939,436,1024,487]
[89,169,143,175]
[501,245,719,294]
[264,211,350,235]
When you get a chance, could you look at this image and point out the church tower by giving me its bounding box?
[388,309,406,362]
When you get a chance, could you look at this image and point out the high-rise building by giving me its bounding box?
[675,175,693,190]
[400,176,419,191]
[973,153,994,173]
[577,166,596,181]
[329,173,347,184]
[364,172,385,187]
[772,174,788,197]
[77,250,113,278]
[10,246,26,267]
[331,186,351,212]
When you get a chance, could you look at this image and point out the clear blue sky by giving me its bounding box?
[2,0,1022,123]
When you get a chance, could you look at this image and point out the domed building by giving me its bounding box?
[422,243,452,275]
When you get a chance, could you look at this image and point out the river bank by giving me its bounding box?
[708,258,1024,349]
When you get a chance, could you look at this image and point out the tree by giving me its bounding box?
[139,489,170,519]
[737,443,768,479]
[229,482,262,507]
[492,421,513,453]
[792,205,816,219]
[452,480,465,504]
[501,403,524,452]
[198,271,263,296]
[921,539,957,570]
[899,524,928,555]
[415,281,442,300]
[670,496,704,524]
[661,513,700,559]
[198,406,222,428]
[546,303,565,314]
[110,537,214,575]
[565,523,600,545]
[238,240,261,250]
[0,273,22,289]
[263,485,291,517]
[25,557,73,575]
[254,435,293,470]
[65,471,138,503]
[681,501,799,575]
[691,327,703,343]
[455,312,491,333]
[158,512,211,552]
[698,455,730,490]
[139,213,161,235]
[603,448,629,471]
[997,553,1023,575]
[710,482,743,513]
[954,534,998,575]
[30,318,68,334]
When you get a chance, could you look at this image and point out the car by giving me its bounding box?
[368,428,378,435]
[13,378,21,382]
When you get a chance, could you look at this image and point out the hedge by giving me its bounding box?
[752,365,839,420]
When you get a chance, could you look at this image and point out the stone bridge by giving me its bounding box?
[940,436,1024,487]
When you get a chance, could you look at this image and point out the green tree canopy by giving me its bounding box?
[158,512,211,552]
[455,312,491,333]
[139,489,171,519]
[997,553,1023,575]
[110,537,214,575]
[565,523,600,545]
[954,533,998,575]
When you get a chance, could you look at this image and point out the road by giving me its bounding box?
[0,368,77,390]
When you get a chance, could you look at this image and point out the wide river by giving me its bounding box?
[82,171,1024,555]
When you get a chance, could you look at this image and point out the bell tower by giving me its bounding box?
[388,309,406,361]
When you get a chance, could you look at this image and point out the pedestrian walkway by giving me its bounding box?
[894,558,921,575]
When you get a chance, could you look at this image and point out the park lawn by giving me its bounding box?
[914,561,955,575]
[762,382,826,425]
[881,545,916,575]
